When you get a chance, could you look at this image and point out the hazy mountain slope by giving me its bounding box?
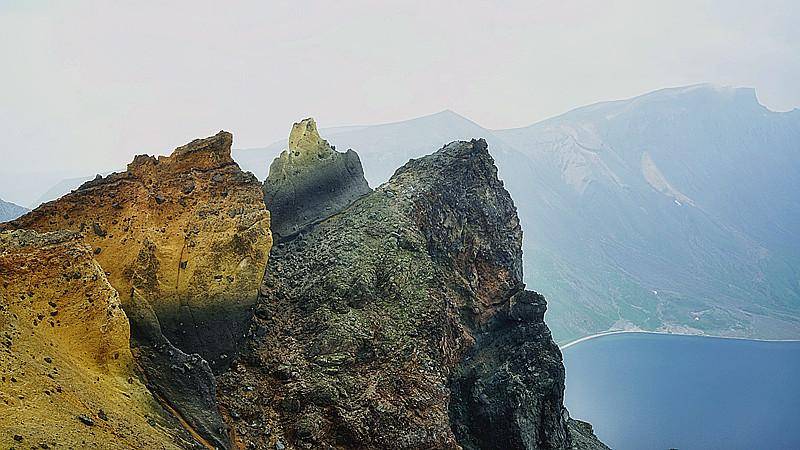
[0,198,28,222]
[34,174,101,206]
[234,86,800,343]
[495,84,800,341]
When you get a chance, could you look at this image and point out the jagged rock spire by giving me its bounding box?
[287,118,330,159]
[263,117,371,239]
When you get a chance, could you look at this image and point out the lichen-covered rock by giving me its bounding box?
[263,118,371,239]
[219,139,606,449]
[0,229,193,449]
[4,131,272,369]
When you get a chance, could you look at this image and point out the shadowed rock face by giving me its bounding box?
[263,118,371,239]
[449,289,608,449]
[127,290,231,449]
[219,139,606,449]
[0,229,194,449]
[4,131,272,370]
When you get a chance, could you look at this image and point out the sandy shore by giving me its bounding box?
[559,329,800,351]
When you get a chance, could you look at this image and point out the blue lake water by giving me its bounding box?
[562,332,800,450]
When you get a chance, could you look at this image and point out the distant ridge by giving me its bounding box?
[0,198,28,222]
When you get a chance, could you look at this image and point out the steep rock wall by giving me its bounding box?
[5,132,272,368]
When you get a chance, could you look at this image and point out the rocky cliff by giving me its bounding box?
[5,131,272,368]
[0,229,194,449]
[219,138,606,449]
[263,118,371,239]
[1,121,605,449]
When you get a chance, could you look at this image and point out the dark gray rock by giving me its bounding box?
[221,138,607,449]
[77,415,94,426]
[125,290,231,450]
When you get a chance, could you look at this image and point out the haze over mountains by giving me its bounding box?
[0,198,28,222]
[21,84,800,343]
[235,84,800,343]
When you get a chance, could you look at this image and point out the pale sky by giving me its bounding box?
[1,0,799,206]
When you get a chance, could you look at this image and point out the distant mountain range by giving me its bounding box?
[235,84,800,343]
[33,175,103,206]
[0,198,28,222]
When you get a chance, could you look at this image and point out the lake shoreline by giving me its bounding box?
[561,329,800,449]
[559,329,800,350]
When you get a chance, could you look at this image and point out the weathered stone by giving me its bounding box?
[4,131,272,369]
[126,290,231,449]
[263,118,371,239]
[0,229,192,449]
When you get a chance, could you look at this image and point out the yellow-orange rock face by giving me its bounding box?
[6,132,272,367]
[0,229,189,449]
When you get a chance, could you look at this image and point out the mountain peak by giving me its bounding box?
[423,108,474,123]
[287,117,332,159]
[122,131,236,174]
[0,197,29,222]
[172,130,233,159]
[636,83,759,104]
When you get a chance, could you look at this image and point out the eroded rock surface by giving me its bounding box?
[219,139,606,449]
[5,131,272,368]
[449,290,608,449]
[263,118,371,239]
[0,229,192,449]
[127,290,231,449]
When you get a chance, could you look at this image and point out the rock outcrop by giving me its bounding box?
[263,118,371,239]
[5,131,272,369]
[0,229,193,449]
[127,290,231,449]
[2,121,606,449]
[3,131,272,449]
[219,139,606,449]
[449,289,607,449]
